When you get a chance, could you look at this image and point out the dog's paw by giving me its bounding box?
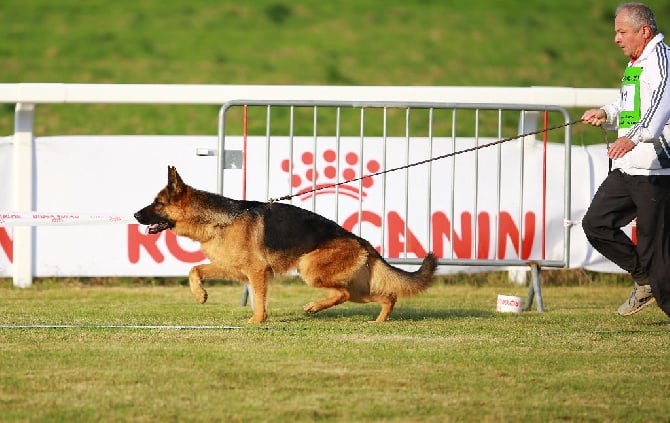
[303,302,320,314]
[194,289,208,304]
[247,313,267,324]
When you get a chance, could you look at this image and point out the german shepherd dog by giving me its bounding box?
[134,166,437,323]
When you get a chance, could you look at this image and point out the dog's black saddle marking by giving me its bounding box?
[199,191,359,254]
[260,203,356,253]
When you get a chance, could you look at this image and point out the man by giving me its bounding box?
[581,2,670,318]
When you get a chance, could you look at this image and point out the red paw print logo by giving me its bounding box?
[280,149,380,200]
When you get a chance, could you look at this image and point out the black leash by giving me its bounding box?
[601,125,613,173]
[269,118,586,203]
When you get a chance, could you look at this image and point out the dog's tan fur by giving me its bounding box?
[135,166,437,323]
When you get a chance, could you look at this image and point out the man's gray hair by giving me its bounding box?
[616,3,658,34]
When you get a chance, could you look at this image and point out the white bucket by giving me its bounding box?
[496,295,523,313]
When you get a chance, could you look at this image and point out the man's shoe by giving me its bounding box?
[617,282,655,316]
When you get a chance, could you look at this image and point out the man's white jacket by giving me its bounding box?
[602,33,670,175]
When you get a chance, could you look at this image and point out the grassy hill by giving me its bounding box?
[1,0,668,136]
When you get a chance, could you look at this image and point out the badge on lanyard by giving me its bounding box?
[619,66,642,129]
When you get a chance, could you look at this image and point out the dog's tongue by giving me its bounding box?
[146,224,159,234]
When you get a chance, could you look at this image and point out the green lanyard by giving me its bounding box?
[619,66,642,129]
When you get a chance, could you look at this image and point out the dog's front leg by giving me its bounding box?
[247,268,271,323]
[188,264,211,304]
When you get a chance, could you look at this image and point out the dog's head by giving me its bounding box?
[134,166,186,234]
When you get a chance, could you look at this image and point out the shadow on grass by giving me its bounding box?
[294,306,495,322]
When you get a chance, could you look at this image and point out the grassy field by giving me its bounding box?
[2,2,670,421]
[0,279,668,422]
[1,0,669,139]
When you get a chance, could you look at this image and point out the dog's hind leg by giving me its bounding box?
[303,288,351,315]
[372,295,397,322]
[188,264,213,304]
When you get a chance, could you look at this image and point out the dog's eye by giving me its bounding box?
[154,199,165,207]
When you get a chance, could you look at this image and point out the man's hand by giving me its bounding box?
[608,137,635,159]
[581,108,607,126]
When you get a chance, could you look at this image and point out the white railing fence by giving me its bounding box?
[0,84,618,300]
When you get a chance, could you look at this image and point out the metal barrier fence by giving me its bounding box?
[218,100,573,311]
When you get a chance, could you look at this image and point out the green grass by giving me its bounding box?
[1,0,669,139]
[0,279,668,422]
[2,2,670,420]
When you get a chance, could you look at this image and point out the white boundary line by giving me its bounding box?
[0,324,243,330]
[0,212,135,227]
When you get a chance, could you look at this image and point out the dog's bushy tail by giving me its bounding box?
[367,250,437,297]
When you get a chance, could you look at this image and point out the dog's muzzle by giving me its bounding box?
[134,210,174,234]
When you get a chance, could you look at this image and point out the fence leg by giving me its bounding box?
[524,263,545,312]
[240,284,254,310]
[12,103,35,288]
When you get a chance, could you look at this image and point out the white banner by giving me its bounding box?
[0,135,628,277]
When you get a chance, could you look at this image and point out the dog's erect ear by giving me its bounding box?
[167,166,186,196]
